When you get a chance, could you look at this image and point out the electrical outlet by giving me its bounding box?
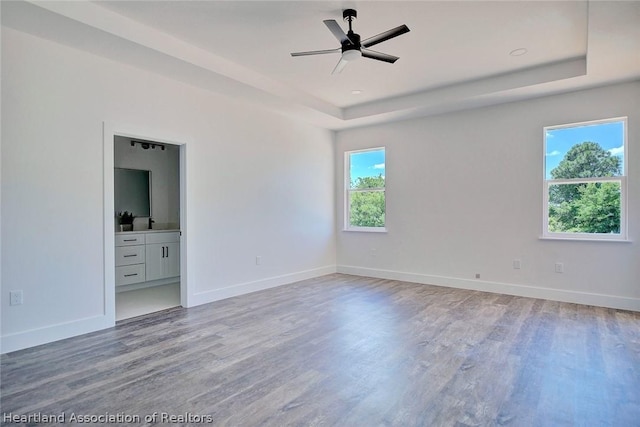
[475,273,481,279]
[10,290,23,306]
[256,256,262,266]
[513,259,521,269]
[555,262,564,273]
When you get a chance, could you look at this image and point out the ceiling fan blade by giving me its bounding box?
[361,24,410,48]
[291,48,341,57]
[324,19,353,45]
[331,57,349,75]
[361,49,399,64]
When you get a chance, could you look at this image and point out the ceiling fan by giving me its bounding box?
[291,9,410,74]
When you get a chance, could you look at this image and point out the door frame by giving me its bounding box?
[103,121,189,325]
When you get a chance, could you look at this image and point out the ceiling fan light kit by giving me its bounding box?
[291,8,410,74]
[342,50,362,62]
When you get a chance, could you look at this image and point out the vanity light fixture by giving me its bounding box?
[130,140,165,151]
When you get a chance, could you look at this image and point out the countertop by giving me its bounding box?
[115,229,180,235]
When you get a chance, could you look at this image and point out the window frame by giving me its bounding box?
[542,117,628,241]
[344,146,387,233]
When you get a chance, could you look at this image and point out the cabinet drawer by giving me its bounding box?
[115,233,145,246]
[115,245,145,266]
[145,232,180,245]
[115,264,146,286]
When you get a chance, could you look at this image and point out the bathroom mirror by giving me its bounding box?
[115,168,151,217]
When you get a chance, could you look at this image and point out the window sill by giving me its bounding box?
[539,236,631,243]
[343,227,387,233]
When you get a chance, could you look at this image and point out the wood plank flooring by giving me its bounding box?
[2,274,639,426]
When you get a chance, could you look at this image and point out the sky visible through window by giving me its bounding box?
[545,121,624,179]
[350,149,385,183]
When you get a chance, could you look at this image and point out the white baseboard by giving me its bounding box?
[337,265,640,312]
[1,266,337,354]
[1,315,111,354]
[189,265,337,307]
[6,263,633,354]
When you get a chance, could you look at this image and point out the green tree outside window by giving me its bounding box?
[346,148,385,230]
[350,175,385,227]
[548,141,622,234]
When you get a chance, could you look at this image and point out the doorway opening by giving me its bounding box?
[103,122,188,325]
[113,136,182,320]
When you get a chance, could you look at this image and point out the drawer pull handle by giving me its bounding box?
[124,273,138,277]
[123,239,137,242]
[123,254,137,258]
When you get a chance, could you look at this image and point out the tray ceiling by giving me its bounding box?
[2,1,639,129]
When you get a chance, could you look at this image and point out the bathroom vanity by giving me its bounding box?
[115,230,180,291]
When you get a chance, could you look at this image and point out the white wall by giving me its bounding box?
[336,82,640,310]
[1,28,336,352]
[114,136,180,228]
[3,24,638,354]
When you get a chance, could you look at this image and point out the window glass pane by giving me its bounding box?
[349,149,385,189]
[548,182,621,234]
[545,120,624,179]
[349,191,385,227]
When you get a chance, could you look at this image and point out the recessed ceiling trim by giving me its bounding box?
[509,48,528,57]
[344,57,587,121]
[23,0,344,121]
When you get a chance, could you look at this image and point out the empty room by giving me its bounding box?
[1,1,639,425]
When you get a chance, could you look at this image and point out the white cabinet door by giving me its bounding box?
[164,242,180,278]
[145,242,180,281]
[145,243,165,281]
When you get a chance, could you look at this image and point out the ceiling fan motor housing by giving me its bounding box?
[342,32,361,52]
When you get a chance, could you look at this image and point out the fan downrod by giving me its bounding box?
[343,9,357,32]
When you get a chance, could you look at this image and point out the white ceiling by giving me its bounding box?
[2,1,639,130]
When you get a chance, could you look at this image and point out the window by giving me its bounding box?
[345,147,386,231]
[543,117,627,240]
